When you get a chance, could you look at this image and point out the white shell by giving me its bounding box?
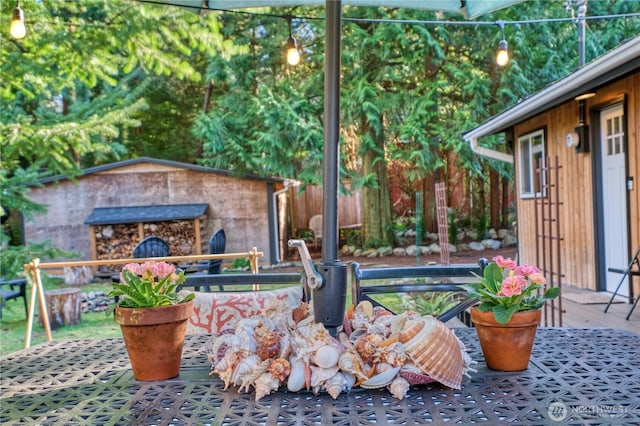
[360,366,401,389]
[287,357,307,392]
[313,345,340,368]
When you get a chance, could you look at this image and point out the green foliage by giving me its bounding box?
[402,291,464,317]
[474,212,488,240]
[448,209,458,245]
[231,258,250,269]
[106,262,193,314]
[0,236,78,280]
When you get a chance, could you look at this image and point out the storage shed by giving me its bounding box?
[24,157,287,265]
[464,37,639,300]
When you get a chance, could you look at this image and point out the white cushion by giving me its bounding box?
[179,286,303,335]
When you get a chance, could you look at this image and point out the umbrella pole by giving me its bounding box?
[314,0,347,335]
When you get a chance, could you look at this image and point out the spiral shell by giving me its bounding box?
[255,371,280,401]
[269,358,291,382]
[387,376,410,400]
[399,318,464,389]
[256,330,281,360]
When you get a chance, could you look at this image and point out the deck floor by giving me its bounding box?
[559,292,639,333]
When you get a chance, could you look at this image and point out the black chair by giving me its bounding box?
[133,236,170,258]
[207,229,226,274]
[0,278,28,319]
[197,229,226,291]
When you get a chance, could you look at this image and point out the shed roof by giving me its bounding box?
[84,203,208,225]
[39,157,286,185]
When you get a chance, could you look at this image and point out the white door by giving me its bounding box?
[600,104,629,296]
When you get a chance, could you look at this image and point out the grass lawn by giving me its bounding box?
[0,279,121,358]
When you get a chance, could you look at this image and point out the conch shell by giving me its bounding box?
[399,317,465,389]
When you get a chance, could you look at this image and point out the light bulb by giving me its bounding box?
[496,39,509,67]
[10,5,26,39]
[286,37,300,66]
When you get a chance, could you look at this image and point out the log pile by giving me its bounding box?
[94,220,198,261]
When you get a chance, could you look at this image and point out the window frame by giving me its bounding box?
[518,129,546,199]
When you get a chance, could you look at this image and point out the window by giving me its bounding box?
[518,130,546,198]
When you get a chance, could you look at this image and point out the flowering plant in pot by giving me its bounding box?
[107,261,195,381]
[462,256,561,371]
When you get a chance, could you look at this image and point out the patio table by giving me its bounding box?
[1,328,639,425]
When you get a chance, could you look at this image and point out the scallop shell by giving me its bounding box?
[399,318,464,390]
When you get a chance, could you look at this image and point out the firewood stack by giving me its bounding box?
[94,220,197,260]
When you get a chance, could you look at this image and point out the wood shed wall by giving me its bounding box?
[514,71,638,294]
[24,162,273,263]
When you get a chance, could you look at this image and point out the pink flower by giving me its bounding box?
[515,264,540,277]
[493,256,517,270]
[501,275,526,297]
[528,272,546,285]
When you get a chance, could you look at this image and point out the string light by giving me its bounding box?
[10,1,26,39]
[495,20,509,67]
[286,16,300,66]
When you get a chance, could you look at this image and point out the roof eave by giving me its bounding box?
[463,37,640,162]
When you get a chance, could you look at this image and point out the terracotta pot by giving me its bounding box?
[115,300,193,381]
[470,307,541,372]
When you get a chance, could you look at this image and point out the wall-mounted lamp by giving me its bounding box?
[286,16,300,66]
[573,92,596,153]
[10,1,26,39]
[495,21,509,67]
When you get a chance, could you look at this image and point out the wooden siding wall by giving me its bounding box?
[515,71,639,293]
[25,164,273,263]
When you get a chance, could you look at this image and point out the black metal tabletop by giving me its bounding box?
[1,328,639,425]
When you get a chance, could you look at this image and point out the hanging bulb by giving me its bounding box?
[286,36,300,66]
[10,2,26,39]
[496,39,509,67]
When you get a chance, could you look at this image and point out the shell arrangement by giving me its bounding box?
[204,299,475,401]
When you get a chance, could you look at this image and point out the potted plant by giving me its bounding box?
[106,261,194,381]
[462,256,561,371]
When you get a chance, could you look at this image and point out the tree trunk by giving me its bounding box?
[361,125,392,247]
[39,288,82,329]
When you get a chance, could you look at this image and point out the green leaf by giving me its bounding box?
[493,304,519,324]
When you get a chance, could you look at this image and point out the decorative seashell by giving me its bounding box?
[354,333,382,365]
[375,341,406,368]
[255,371,280,401]
[256,330,281,360]
[310,365,340,392]
[324,372,348,399]
[213,351,240,390]
[287,357,310,392]
[357,301,374,319]
[206,332,238,365]
[292,302,311,323]
[338,351,368,382]
[387,376,410,400]
[313,345,340,369]
[399,318,465,390]
[360,366,401,389]
[399,370,436,385]
[269,358,291,382]
[232,355,269,393]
